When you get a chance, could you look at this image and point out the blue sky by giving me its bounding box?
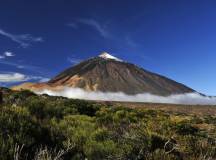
[0,0,216,95]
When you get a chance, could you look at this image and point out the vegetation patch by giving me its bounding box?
[0,89,216,159]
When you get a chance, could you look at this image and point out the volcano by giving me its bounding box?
[13,52,194,96]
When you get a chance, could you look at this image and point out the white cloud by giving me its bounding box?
[68,18,140,50]
[4,51,14,57]
[0,55,5,59]
[28,76,50,82]
[0,72,28,82]
[17,65,24,69]
[67,57,82,64]
[38,78,50,82]
[0,29,43,48]
[0,51,15,60]
[69,18,111,38]
[0,72,49,83]
[36,87,216,105]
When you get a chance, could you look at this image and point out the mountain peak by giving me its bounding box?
[13,52,194,96]
[98,52,122,61]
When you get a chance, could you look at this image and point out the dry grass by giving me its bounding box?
[106,101,216,116]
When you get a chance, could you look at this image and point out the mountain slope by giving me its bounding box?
[13,52,195,96]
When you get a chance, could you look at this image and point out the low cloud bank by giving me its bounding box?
[36,87,216,105]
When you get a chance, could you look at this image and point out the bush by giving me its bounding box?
[176,123,199,135]
[1,89,216,159]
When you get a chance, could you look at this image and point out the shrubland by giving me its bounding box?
[0,89,216,160]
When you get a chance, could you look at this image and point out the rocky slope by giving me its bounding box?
[13,52,195,96]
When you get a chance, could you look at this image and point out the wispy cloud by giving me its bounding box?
[0,72,49,83]
[67,18,141,51]
[0,51,15,59]
[4,51,14,57]
[0,59,48,74]
[67,57,82,65]
[0,60,24,69]
[68,18,111,39]
[0,28,43,48]
[125,36,139,48]
[38,77,50,82]
[0,55,5,59]
[67,22,78,29]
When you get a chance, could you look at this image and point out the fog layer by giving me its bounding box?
[36,87,216,105]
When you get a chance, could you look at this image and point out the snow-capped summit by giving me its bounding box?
[13,51,195,96]
[98,52,122,62]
